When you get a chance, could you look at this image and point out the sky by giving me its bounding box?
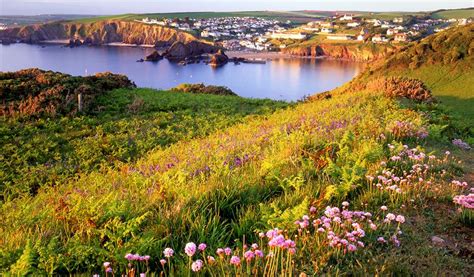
[0,0,472,15]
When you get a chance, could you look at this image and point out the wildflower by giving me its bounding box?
[163,248,174,258]
[347,244,357,252]
[396,215,406,223]
[224,247,232,256]
[140,273,146,277]
[288,248,296,255]
[103,262,110,268]
[386,213,396,221]
[132,254,140,261]
[191,260,203,272]
[216,248,224,256]
[259,232,265,238]
[198,243,207,251]
[317,227,325,233]
[244,250,255,261]
[106,267,112,273]
[255,250,264,258]
[452,139,471,150]
[251,243,258,249]
[207,256,216,264]
[445,151,451,156]
[160,259,166,266]
[342,201,350,207]
[185,242,197,257]
[230,256,241,266]
[125,253,134,260]
[370,223,377,230]
[377,237,387,243]
[357,241,365,248]
[310,206,317,213]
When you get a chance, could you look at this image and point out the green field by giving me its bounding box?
[431,8,474,19]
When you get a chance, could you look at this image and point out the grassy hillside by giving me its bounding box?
[356,23,474,125]
[431,8,474,19]
[0,25,473,276]
[0,85,288,201]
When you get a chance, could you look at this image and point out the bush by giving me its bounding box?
[171,83,238,96]
[366,77,435,103]
[0,68,136,118]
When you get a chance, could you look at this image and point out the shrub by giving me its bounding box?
[366,77,435,103]
[0,68,136,118]
[171,83,238,96]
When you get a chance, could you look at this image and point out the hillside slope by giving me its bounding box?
[351,23,474,123]
[0,25,472,276]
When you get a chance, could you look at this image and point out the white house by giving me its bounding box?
[394,33,408,42]
[271,32,307,40]
[340,14,354,21]
[372,34,389,43]
[393,17,404,23]
[347,22,361,28]
[327,34,355,41]
[321,28,334,33]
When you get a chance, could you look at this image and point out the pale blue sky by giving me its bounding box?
[0,0,472,15]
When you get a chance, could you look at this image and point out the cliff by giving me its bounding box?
[0,20,209,47]
[282,43,396,62]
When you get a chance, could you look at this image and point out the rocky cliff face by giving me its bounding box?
[282,44,395,62]
[0,20,208,47]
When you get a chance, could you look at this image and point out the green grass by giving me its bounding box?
[431,8,474,19]
[0,89,289,200]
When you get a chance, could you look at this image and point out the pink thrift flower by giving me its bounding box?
[255,250,264,258]
[380,206,388,211]
[230,256,241,266]
[198,243,207,251]
[396,215,406,223]
[163,248,174,258]
[160,259,166,266]
[185,242,197,257]
[191,260,203,272]
[244,250,255,261]
[386,213,396,221]
[103,262,110,268]
[347,244,357,252]
[224,247,232,256]
[106,267,112,273]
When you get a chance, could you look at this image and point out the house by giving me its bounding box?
[357,28,369,41]
[394,33,408,42]
[270,32,307,40]
[393,17,404,23]
[320,22,334,28]
[321,28,333,33]
[387,28,399,36]
[372,34,389,43]
[347,22,361,28]
[327,34,355,41]
[367,19,382,26]
[340,14,354,21]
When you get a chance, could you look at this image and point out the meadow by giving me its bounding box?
[0,25,473,276]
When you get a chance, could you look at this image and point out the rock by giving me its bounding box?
[144,50,163,62]
[209,49,229,67]
[431,236,445,246]
[163,41,218,62]
[68,39,83,48]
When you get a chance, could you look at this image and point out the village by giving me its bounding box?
[138,13,472,51]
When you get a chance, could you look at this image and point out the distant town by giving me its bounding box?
[137,14,472,51]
